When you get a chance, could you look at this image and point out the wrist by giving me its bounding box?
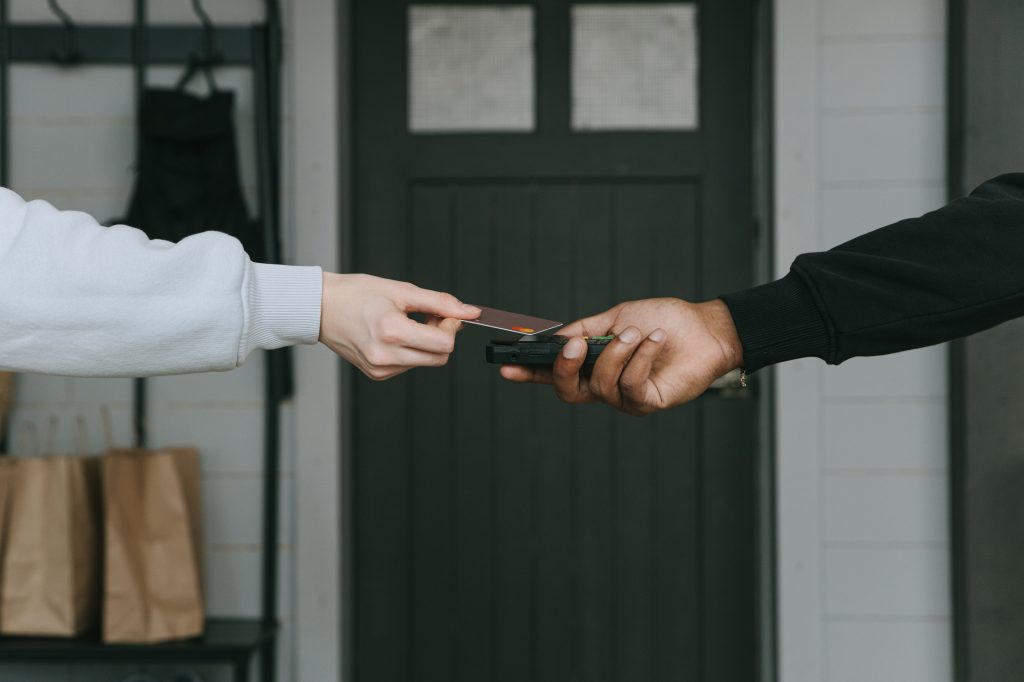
[320,272,361,343]
[719,273,831,372]
[701,299,744,373]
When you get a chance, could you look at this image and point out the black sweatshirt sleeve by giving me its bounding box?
[720,173,1024,372]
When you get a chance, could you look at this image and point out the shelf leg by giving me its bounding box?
[233,655,251,682]
[260,638,276,682]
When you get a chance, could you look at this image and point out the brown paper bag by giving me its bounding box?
[0,372,13,443]
[102,447,204,643]
[0,455,102,636]
[0,458,16,622]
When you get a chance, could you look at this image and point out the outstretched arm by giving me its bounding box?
[0,188,478,378]
[725,173,1024,371]
[504,173,1024,413]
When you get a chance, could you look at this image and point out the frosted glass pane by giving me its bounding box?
[409,6,535,133]
[572,4,699,130]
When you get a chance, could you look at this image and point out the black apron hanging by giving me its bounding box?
[118,73,292,397]
[119,87,266,263]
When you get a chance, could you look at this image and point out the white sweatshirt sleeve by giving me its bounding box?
[0,187,323,377]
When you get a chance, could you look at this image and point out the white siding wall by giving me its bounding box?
[0,0,955,680]
[0,1,341,680]
[776,0,952,681]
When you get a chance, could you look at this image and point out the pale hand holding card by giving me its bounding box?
[461,306,562,336]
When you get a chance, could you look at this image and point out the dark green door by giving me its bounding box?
[352,2,758,680]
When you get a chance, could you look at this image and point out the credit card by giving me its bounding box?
[461,306,562,336]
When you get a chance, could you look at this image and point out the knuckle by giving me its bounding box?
[552,366,574,383]
[618,394,645,416]
[589,377,610,399]
[364,347,389,368]
[377,331,399,346]
[553,378,580,402]
[375,319,402,345]
[554,387,580,405]
[373,317,390,335]
[627,402,652,417]
[429,293,456,313]
[618,374,640,395]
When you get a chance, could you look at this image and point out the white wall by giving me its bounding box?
[287,0,343,679]
[775,0,951,681]
[0,1,341,681]
[0,1,956,680]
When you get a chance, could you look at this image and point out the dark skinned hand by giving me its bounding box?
[500,298,743,415]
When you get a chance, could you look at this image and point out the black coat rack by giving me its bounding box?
[0,3,286,681]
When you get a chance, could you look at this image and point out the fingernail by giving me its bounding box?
[649,328,666,342]
[464,304,481,314]
[619,328,640,344]
[563,338,585,359]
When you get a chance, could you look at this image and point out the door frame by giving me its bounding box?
[338,1,777,679]
[753,3,777,681]
[947,0,965,677]
[946,0,1024,679]
[289,0,346,680]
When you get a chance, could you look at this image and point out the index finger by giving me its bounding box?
[401,285,481,320]
[558,306,619,338]
[500,364,554,384]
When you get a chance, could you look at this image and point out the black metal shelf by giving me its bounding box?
[0,618,274,681]
[0,2,287,681]
[6,24,259,65]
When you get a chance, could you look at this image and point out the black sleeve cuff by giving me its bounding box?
[719,272,832,373]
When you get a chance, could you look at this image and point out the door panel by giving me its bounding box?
[370,181,702,682]
[353,2,758,680]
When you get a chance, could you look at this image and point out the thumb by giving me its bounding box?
[402,286,481,319]
[437,317,464,336]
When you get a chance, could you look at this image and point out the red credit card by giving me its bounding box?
[461,306,562,336]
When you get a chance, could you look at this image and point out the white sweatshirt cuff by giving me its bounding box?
[240,262,323,362]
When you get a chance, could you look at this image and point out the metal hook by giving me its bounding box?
[190,0,221,65]
[263,0,282,28]
[175,0,222,92]
[47,0,81,65]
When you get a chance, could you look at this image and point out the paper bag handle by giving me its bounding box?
[15,420,40,456]
[100,405,119,450]
[74,414,91,455]
[43,415,59,455]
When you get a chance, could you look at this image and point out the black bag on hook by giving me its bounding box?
[119,88,267,263]
[118,86,292,397]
